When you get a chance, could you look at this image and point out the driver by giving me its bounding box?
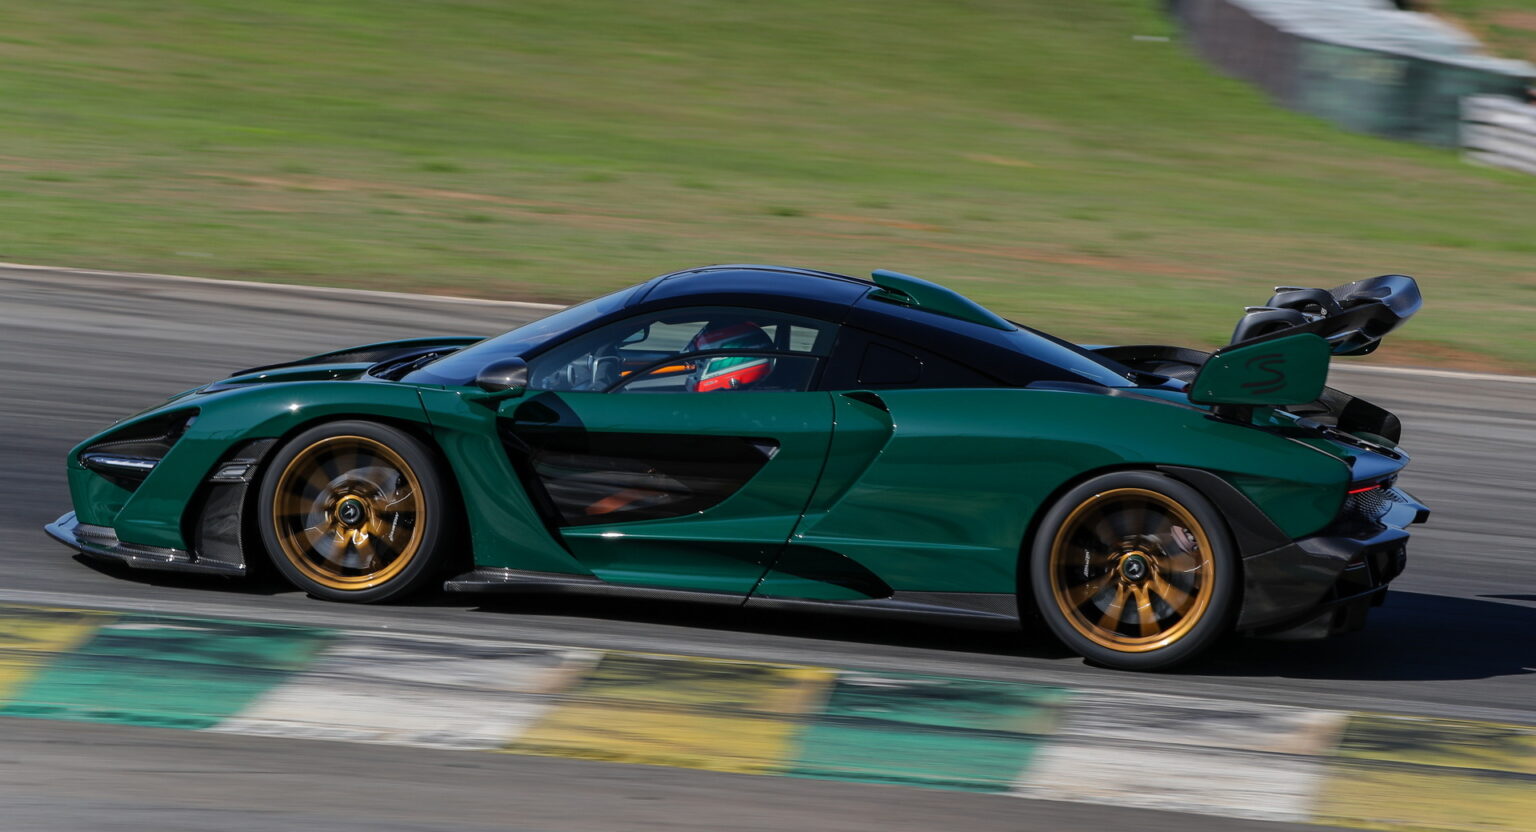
[685,319,775,392]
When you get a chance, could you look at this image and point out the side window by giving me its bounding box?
[527,306,835,394]
[619,354,821,394]
[820,329,1000,390]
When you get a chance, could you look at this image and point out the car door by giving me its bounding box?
[499,306,837,596]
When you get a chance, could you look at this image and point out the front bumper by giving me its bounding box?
[1236,487,1428,633]
[45,511,244,576]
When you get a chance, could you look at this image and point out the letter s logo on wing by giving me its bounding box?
[1239,353,1288,396]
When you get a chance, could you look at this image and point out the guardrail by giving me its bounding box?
[1463,95,1536,176]
[1170,0,1534,147]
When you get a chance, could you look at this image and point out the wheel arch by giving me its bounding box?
[1013,463,1269,621]
[235,412,471,575]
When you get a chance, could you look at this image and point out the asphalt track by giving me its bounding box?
[2,265,1532,830]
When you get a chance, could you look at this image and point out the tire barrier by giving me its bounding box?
[1169,0,1534,146]
[1463,94,1536,175]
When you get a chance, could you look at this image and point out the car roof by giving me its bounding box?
[626,264,1133,388]
[630,265,874,318]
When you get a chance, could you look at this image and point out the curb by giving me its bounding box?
[2,603,1530,830]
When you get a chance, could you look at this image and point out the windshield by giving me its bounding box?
[403,284,641,386]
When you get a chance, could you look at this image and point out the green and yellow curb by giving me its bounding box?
[1,604,1530,830]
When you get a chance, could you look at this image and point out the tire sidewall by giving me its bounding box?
[257,420,447,603]
[1028,470,1238,671]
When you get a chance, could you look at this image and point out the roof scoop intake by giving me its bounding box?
[869,269,1016,331]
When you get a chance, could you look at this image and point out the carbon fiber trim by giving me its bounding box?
[45,511,245,576]
[443,567,1020,629]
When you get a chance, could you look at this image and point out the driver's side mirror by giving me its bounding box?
[472,357,529,399]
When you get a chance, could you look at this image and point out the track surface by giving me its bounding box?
[0,719,1329,832]
[2,266,1532,829]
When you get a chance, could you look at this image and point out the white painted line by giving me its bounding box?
[0,261,566,311]
[211,631,600,750]
[4,260,1533,384]
[1013,691,1347,822]
[1331,363,1536,384]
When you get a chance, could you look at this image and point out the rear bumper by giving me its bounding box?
[1236,487,1428,632]
[45,511,244,576]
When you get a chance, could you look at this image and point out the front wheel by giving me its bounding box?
[257,421,449,603]
[1028,471,1237,670]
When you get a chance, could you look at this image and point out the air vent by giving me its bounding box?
[79,410,198,488]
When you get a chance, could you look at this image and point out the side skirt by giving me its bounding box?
[747,593,1021,630]
[444,567,1021,630]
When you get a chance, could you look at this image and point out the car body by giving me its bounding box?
[47,264,1429,669]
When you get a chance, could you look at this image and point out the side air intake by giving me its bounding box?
[78,409,198,489]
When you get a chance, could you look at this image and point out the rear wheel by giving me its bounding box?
[258,421,448,603]
[1029,471,1237,670]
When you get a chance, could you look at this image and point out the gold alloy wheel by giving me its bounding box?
[269,435,426,591]
[1047,487,1216,653]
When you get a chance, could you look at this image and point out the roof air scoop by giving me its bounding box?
[869,269,1016,331]
[1229,274,1422,356]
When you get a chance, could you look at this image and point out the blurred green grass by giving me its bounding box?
[1,0,1534,369]
[1440,0,1536,62]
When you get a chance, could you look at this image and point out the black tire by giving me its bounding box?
[1028,470,1238,671]
[257,420,449,603]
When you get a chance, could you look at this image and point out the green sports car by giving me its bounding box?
[47,265,1428,669]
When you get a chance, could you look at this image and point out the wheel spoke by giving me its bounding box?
[300,464,333,499]
[1150,573,1192,615]
[1104,505,1132,540]
[1068,519,1110,552]
[348,464,391,496]
[1061,537,1114,577]
[350,534,381,571]
[1089,512,1122,548]
[307,528,347,563]
[1134,586,1159,637]
[1097,585,1129,631]
[349,445,372,472]
[1122,501,1149,539]
[317,449,345,482]
[1144,507,1176,543]
[1066,571,1116,607]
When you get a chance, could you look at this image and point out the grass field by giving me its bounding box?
[1441,0,1536,61]
[2,1,1534,370]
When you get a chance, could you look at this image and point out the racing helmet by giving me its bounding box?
[686,318,775,392]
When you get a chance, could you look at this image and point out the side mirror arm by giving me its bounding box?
[463,386,526,405]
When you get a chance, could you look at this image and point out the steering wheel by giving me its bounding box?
[587,344,622,391]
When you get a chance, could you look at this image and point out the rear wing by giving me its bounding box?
[1091,274,1422,434]
[1229,274,1421,357]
